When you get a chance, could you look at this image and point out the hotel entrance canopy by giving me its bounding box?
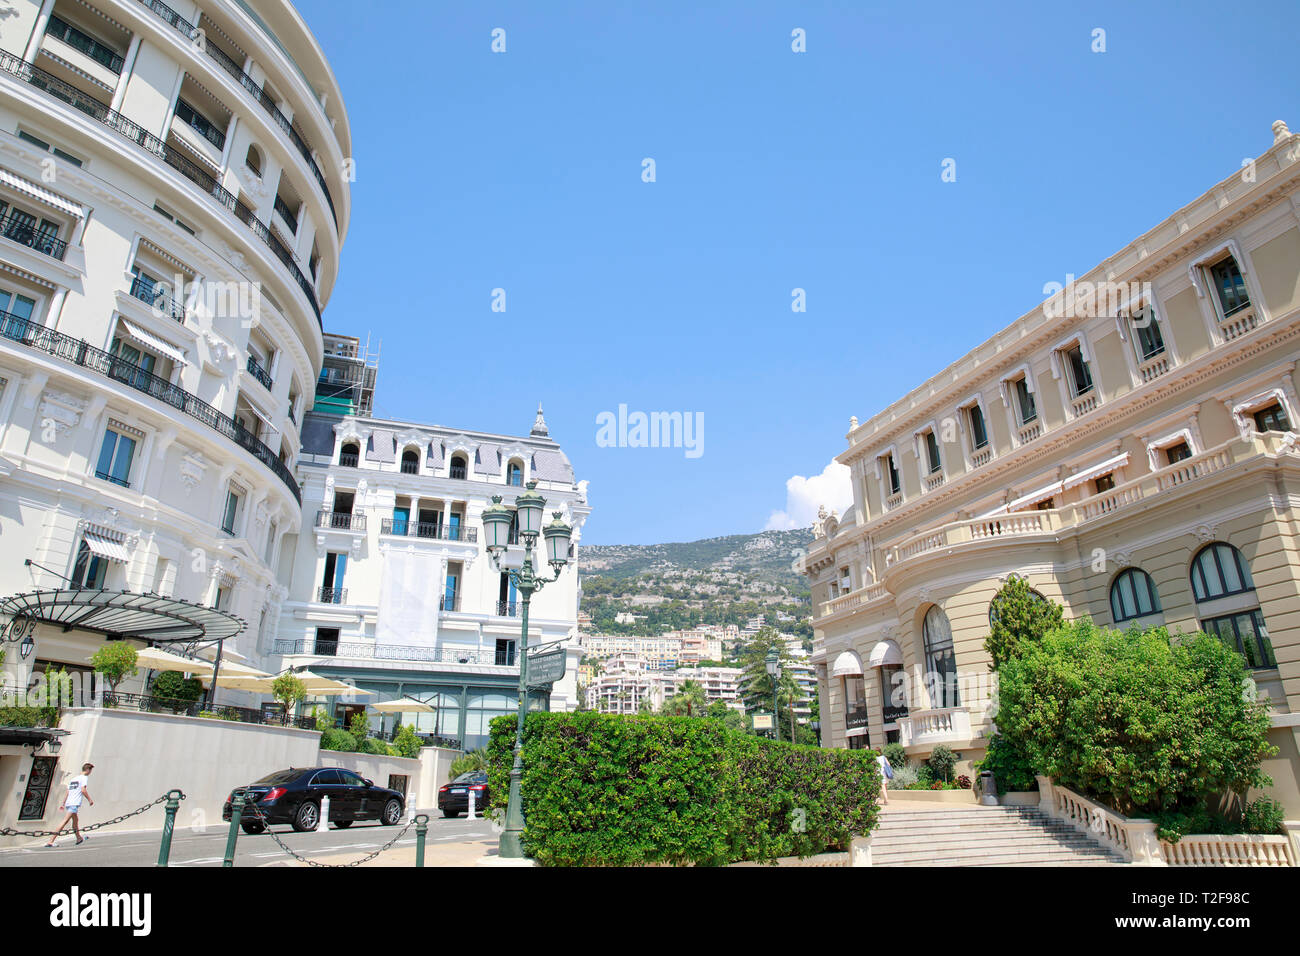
[0,590,245,645]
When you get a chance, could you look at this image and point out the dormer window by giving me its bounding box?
[450,453,468,480]
[400,447,420,474]
[339,441,359,467]
[506,460,524,486]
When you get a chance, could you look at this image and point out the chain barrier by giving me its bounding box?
[1,790,186,838]
[238,796,417,867]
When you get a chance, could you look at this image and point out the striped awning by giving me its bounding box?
[118,319,189,366]
[0,167,84,218]
[1063,453,1130,490]
[82,532,132,563]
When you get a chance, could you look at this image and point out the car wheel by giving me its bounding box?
[241,821,266,835]
[333,820,352,828]
[442,808,460,818]
[292,801,319,832]
[382,799,402,825]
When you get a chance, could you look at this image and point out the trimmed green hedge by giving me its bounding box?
[487,711,879,866]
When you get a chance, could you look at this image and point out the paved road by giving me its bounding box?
[0,813,496,867]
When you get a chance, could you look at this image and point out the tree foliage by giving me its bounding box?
[993,620,1275,818]
[271,673,308,711]
[984,575,1064,670]
[91,641,138,694]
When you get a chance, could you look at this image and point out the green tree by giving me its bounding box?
[90,641,138,695]
[449,748,489,777]
[984,574,1064,670]
[994,620,1275,818]
[662,679,707,717]
[150,671,203,712]
[348,710,372,742]
[393,723,423,759]
[738,627,802,742]
[271,673,308,714]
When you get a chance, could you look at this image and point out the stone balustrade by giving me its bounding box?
[897,707,972,747]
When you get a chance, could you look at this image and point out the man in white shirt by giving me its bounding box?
[44,763,95,847]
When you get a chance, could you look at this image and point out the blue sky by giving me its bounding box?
[297,0,1300,545]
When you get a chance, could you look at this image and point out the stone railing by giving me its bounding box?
[1218,308,1257,342]
[1037,777,1298,867]
[821,581,889,618]
[1017,421,1042,444]
[924,471,945,491]
[970,447,993,468]
[883,435,1286,572]
[1070,391,1099,417]
[1138,353,1170,383]
[897,707,972,747]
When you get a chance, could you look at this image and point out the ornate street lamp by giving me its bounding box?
[482,480,571,859]
[765,647,781,740]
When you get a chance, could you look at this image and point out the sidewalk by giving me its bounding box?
[262,831,499,867]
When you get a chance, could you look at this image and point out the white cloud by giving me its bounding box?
[765,460,853,531]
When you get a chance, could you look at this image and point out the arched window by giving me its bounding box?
[339,441,359,467]
[506,459,524,486]
[1191,542,1275,670]
[922,605,959,708]
[1110,568,1161,623]
[1190,542,1254,602]
[245,143,263,178]
[400,447,420,475]
[449,453,468,479]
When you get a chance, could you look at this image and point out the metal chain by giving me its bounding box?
[240,797,417,867]
[1,790,185,838]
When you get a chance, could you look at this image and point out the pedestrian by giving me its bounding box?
[44,763,94,847]
[877,750,893,805]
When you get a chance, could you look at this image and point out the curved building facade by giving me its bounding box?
[0,0,350,680]
[804,121,1300,815]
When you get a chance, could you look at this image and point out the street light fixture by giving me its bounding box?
[765,647,781,741]
[481,480,571,860]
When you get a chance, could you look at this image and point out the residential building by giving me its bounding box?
[674,664,745,711]
[0,0,349,692]
[272,404,591,750]
[586,653,678,714]
[803,121,1300,811]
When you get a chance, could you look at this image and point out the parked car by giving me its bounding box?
[438,771,489,818]
[222,767,406,833]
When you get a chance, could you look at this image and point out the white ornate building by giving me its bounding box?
[0,0,349,689]
[272,405,592,750]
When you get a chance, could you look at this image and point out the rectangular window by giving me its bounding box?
[1201,610,1275,670]
[0,286,36,322]
[495,638,516,666]
[1093,473,1115,494]
[1164,441,1193,465]
[71,540,107,589]
[885,454,901,495]
[1065,345,1093,396]
[1131,307,1165,360]
[924,431,942,474]
[1253,402,1291,433]
[968,403,989,450]
[222,489,241,534]
[314,627,340,655]
[1015,377,1037,425]
[95,428,136,487]
[1209,257,1250,317]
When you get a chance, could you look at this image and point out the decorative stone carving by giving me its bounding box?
[38,390,87,435]
[179,451,208,494]
[253,500,270,531]
[1110,550,1133,570]
[1273,120,1293,145]
[203,332,236,364]
[1193,524,1218,543]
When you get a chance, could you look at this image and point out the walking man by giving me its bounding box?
[44,763,94,847]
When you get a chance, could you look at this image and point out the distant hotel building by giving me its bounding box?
[272,399,591,750]
[803,121,1300,814]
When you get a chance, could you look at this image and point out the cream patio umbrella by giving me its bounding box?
[135,646,216,676]
[290,670,376,696]
[370,696,435,714]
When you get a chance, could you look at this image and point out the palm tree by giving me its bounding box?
[663,679,707,717]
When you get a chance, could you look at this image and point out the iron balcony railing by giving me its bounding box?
[0,212,67,260]
[130,0,338,229]
[338,452,359,467]
[379,518,476,543]
[246,354,274,391]
[316,510,365,531]
[317,586,347,604]
[45,15,125,73]
[449,465,467,479]
[128,274,185,320]
[439,593,461,613]
[0,309,301,502]
[173,98,225,150]
[0,49,323,327]
[274,639,505,667]
[495,600,519,618]
[100,691,317,729]
[95,469,129,488]
[400,459,419,474]
[273,194,297,231]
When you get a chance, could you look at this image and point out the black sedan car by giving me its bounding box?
[222,767,406,833]
[438,772,489,818]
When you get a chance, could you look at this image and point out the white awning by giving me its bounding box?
[830,650,864,677]
[83,532,131,563]
[844,726,869,738]
[243,401,278,435]
[981,480,1064,517]
[118,319,189,367]
[0,167,84,218]
[1063,452,1130,490]
[868,639,903,668]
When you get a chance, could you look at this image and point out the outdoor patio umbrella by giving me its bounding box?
[290,669,376,696]
[135,646,216,676]
[370,696,435,713]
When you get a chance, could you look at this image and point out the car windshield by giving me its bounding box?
[453,772,484,783]
[253,770,304,786]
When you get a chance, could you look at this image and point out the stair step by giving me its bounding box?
[874,849,1126,866]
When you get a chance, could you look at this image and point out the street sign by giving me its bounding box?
[526,647,566,688]
[752,713,774,732]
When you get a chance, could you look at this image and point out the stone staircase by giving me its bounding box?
[872,805,1130,866]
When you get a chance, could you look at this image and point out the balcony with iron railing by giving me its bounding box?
[129,0,338,229]
[0,49,323,326]
[273,194,298,232]
[0,213,67,261]
[274,638,506,667]
[338,452,358,468]
[246,354,274,391]
[316,586,347,604]
[316,510,365,532]
[496,601,519,618]
[128,274,185,321]
[0,309,300,501]
[378,518,476,543]
[44,15,125,73]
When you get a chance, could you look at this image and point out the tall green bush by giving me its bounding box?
[393,724,423,759]
[487,711,879,866]
[984,575,1064,670]
[976,734,1039,794]
[994,620,1275,818]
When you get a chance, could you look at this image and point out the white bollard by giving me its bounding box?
[317,795,330,832]
[468,789,477,820]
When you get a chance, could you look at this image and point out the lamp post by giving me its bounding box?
[480,480,571,859]
[765,647,780,741]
